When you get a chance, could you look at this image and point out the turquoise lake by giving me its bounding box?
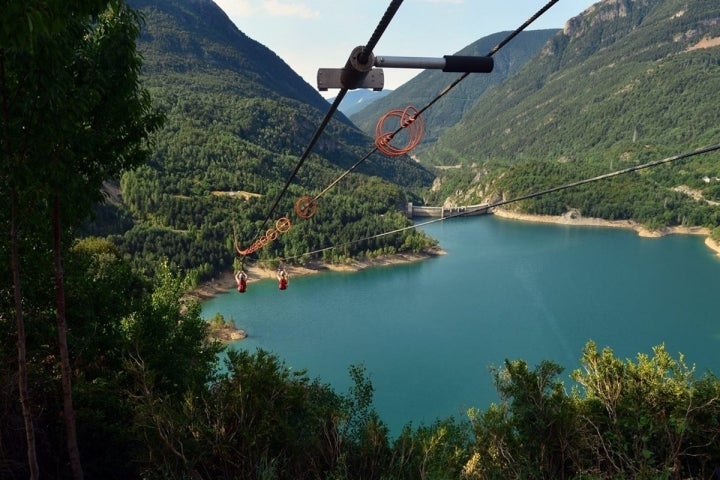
[201,215,720,433]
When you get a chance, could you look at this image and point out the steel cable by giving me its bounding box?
[238,0,407,262]
[283,142,720,261]
[312,0,562,205]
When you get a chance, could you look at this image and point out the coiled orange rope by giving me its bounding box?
[234,217,292,256]
[374,105,424,156]
[294,195,318,219]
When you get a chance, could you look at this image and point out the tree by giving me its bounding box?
[572,341,720,479]
[1,1,162,478]
[466,360,579,480]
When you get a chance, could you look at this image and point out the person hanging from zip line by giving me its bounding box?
[235,269,248,293]
[277,267,288,290]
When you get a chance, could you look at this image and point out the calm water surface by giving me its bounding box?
[202,216,720,433]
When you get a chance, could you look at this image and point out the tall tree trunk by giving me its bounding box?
[3,47,40,480]
[11,194,40,480]
[52,195,84,480]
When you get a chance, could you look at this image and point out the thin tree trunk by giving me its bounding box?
[52,195,84,480]
[3,47,40,480]
[11,193,40,480]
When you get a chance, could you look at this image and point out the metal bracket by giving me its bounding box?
[317,68,385,91]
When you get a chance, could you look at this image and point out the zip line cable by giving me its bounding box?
[249,90,346,237]
[236,0,571,263]
[416,0,560,119]
[237,0,406,264]
[483,143,720,211]
[312,0,561,203]
[281,142,720,262]
[359,0,404,64]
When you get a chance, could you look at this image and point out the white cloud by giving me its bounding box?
[263,0,319,19]
[217,0,320,19]
[215,0,256,18]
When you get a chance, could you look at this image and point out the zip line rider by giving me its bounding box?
[277,267,288,290]
[235,269,248,293]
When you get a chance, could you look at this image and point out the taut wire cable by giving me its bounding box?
[281,142,720,262]
[237,0,407,262]
[313,0,562,204]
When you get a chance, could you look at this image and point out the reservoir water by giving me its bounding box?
[201,215,720,433]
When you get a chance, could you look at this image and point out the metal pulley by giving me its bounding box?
[317,45,494,91]
[318,45,385,91]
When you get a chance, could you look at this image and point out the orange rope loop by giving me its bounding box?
[294,195,318,219]
[276,217,292,233]
[374,105,424,157]
[235,216,292,256]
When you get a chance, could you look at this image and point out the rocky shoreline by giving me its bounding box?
[492,208,720,256]
[191,249,445,343]
[196,210,720,344]
[188,249,445,302]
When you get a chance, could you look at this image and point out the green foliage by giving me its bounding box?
[5,240,720,480]
[463,342,720,480]
[421,1,720,232]
[2,1,164,477]
[570,342,720,479]
[390,418,473,480]
[466,360,578,480]
[491,158,720,229]
[88,0,437,281]
[712,226,720,243]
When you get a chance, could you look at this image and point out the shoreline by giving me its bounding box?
[191,210,720,303]
[194,249,444,343]
[187,248,446,303]
[492,208,720,256]
[186,208,720,302]
[196,212,719,343]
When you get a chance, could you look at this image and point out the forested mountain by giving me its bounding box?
[6,2,720,479]
[421,0,720,236]
[350,29,558,151]
[105,0,436,280]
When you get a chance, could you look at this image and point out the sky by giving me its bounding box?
[212,0,599,97]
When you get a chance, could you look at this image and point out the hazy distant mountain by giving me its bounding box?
[329,89,393,116]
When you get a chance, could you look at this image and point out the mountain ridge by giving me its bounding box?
[104,0,437,280]
[349,29,559,151]
[421,0,720,234]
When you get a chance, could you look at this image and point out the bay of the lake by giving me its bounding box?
[201,215,720,434]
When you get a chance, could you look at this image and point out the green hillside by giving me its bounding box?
[104,0,436,280]
[5,2,720,479]
[350,29,558,152]
[422,0,720,235]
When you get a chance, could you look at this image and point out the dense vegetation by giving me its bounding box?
[4,241,720,479]
[112,108,436,281]
[423,156,720,237]
[4,1,720,479]
[93,0,437,283]
[419,0,720,232]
